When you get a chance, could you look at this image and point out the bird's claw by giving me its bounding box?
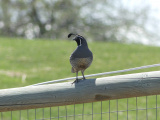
[72,79,81,84]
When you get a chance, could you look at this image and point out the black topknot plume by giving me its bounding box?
[68,33,77,38]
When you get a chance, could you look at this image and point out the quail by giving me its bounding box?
[68,33,93,83]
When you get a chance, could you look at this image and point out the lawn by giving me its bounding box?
[0,37,160,120]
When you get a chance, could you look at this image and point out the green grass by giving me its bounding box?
[0,37,160,119]
[0,37,160,88]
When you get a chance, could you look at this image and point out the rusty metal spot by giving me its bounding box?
[95,94,111,101]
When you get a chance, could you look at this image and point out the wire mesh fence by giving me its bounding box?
[1,95,160,120]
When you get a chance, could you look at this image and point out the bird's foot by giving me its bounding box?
[83,77,86,80]
[72,79,80,84]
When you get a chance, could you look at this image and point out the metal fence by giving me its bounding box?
[1,95,160,120]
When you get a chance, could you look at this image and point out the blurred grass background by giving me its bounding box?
[0,37,160,120]
[0,37,160,89]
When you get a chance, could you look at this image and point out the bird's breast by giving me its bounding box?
[70,46,93,58]
[69,45,93,72]
[70,57,93,72]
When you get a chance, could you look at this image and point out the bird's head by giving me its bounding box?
[68,33,88,47]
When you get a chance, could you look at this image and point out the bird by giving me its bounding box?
[68,33,93,83]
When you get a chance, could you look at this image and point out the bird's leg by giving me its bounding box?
[72,72,79,84]
[81,70,86,80]
[76,72,78,81]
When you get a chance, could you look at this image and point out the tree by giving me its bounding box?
[0,0,159,44]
